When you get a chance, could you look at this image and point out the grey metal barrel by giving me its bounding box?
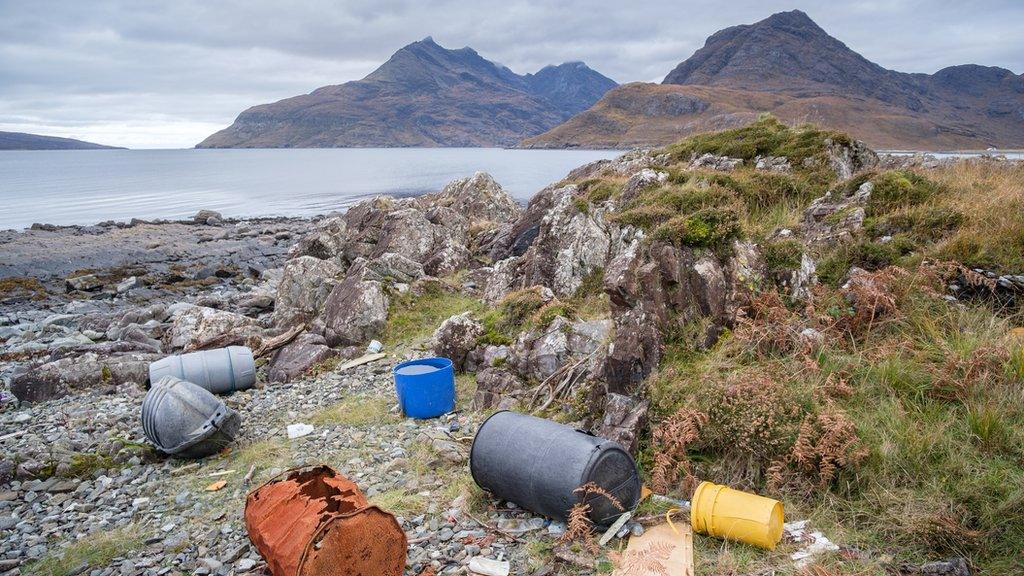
[141,375,241,459]
[470,411,641,525]
[149,346,255,395]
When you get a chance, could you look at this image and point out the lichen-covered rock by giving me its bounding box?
[803,181,872,247]
[823,137,878,180]
[619,168,668,204]
[320,276,389,346]
[473,367,526,410]
[422,172,522,225]
[166,305,260,351]
[504,316,609,383]
[268,333,337,383]
[597,393,649,454]
[754,155,792,172]
[10,352,158,403]
[432,312,484,372]
[520,185,612,297]
[289,216,347,260]
[272,256,345,327]
[690,153,743,171]
[361,252,426,284]
[481,257,524,304]
[603,241,736,393]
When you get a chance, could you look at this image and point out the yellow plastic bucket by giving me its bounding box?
[690,481,784,550]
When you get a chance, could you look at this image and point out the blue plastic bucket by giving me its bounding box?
[393,357,456,419]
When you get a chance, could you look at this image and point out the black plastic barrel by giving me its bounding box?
[470,411,641,525]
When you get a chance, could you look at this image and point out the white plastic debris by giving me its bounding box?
[468,557,510,576]
[286,423,314,439]
[785,520,840,567]
[366,339,384,353]
[601,510,633,545]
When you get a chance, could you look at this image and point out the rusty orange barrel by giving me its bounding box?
[244,465,407,576]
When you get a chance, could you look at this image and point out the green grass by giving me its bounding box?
[370,488,429,516]
[665,114,853,167]
[383,284,487,347]
[311,395,397,427]
[26,526,146,576]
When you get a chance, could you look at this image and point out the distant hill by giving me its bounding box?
[0,131,123,150]
[198,38,617,148]
[524,10,1024,150]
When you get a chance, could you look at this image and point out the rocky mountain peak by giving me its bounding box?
[198,38,616,148]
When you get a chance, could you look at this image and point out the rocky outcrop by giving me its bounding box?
[319,275,389,347]
[422,173,522,226]
[497,316,611,385]
[278,172,522,345]
[267,333,337,383]
[803,181,873,247]
[822,138,879,180]
[473,367,527,411]
[272,256,345,327]
[603,238,737,393]
[433,313,484,372]
[10,352,157,403]
[520,185,612,297]
[596,393,649,454]
[166,305,261,351]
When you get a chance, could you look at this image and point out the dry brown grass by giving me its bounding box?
[926,161,1024,272]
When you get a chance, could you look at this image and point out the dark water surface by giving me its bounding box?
[0,148,621,230]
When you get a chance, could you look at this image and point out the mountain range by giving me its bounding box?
[0,131,123,151]
[197,37,617,148]
[200,11,1024,151]
[525,10,1024,150]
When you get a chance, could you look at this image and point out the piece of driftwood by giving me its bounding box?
[336,352,387,371]
[253,324,305,358]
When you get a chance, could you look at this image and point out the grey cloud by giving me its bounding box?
[0,0,1021,148]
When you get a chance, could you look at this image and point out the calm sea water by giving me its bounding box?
[0,148,621,230]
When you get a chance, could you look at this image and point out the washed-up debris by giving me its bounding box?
[366,339,384,354]
[206,480,227,492]
[785,520,839,567]
[394,357,455,418]
[245,465,406,576]
[337,352,387,371]
[285,423,313,439]
[149,346,256,394]
[612,522,693,576]
[208,469,236,477]
[470,411,641,525]
[599,511,633,546]
[468,557,511,576]
[141,375,241,458]
[691,481,784,550]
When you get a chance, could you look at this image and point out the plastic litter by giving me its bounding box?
[690,481,784,550]
[141,375,241,458]
[149,346,256,394]
[468,557,510,576]
[785,520,839,567]
[600,511,633,546]
[245,465,406,576]
[366,339,384,353]
[206,480,227,492]
[286,423,314,439]
[393,357,455,419]
[470,411,641,526]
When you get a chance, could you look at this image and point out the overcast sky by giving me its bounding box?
[1,0,1022,149]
